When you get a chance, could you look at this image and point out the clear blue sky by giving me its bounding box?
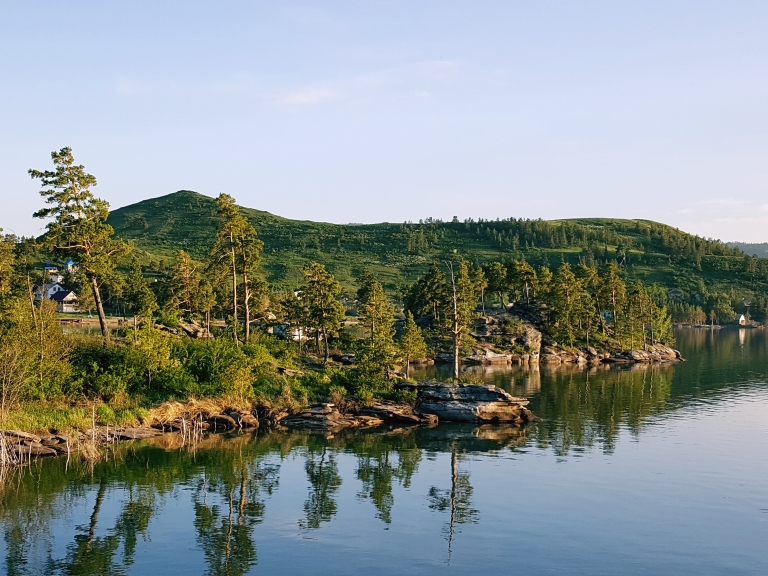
[2,1,767,241]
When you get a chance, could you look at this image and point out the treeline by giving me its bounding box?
[405,259,674,355]
[398,216,742,260]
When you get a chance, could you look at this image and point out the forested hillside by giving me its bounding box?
[109,191,766,306]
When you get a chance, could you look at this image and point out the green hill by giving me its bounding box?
[108,190,765,298]
[728,242,768,259]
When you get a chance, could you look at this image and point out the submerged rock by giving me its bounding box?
[115,427,163,441]
[360,401,438,426]
[11,443,58,458]
[279,404,384,431]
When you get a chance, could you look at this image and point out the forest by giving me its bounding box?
[0,148,763,432]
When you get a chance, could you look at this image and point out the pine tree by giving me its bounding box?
[211,194,264,343]
[445,260,477,379]
[30,147,131,343]
[485,262,509,310]
[473,265,488,315]
[513,259,537,304]
[301,262,345,364]
[399,312,427,379]
[356,270,396,373]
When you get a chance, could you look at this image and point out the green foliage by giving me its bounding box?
[356,270,397,375]
[301,262,345,363]
[30,147,131,341]
[399,312,428,378]
[107,191,766,305]
[0,297,72,415]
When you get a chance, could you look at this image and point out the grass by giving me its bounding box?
[1,401,150,434]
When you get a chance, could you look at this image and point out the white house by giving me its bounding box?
[51,290,78,313]
[738,314,747,326]
[35,283,67,300]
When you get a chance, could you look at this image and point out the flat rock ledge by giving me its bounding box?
[399,381,538,424]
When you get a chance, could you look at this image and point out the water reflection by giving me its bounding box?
[1,327,767,574]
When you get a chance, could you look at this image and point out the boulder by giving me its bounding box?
[465,349,513,365]
[415,381,535,423]
[239,413,259,429]
[11,443,58,458]
[178,319,212,339]
[209,414,238,431]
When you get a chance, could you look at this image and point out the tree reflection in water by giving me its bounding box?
[427,448,479,563]
[300,446,342,529]
[4,328,765,573]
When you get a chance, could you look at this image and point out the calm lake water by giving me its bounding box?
[1,327,767,575]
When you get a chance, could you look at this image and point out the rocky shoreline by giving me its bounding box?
[429,311,685,368]
[0,381,537,463]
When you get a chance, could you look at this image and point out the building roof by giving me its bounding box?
[50,290,76,302]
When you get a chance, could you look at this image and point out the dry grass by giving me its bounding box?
[148,394,256,425]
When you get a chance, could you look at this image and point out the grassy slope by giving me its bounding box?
[108,190,764,295]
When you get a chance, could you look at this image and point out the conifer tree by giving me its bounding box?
[30,148,131,343]
[399,312,427,379]
[445,260,477,379]
[301,262,345,364]
[211,194,264,343]
[124,261,158,341]
[598,262,626,344]
[485,262,508,310]
[513,259,537,304]
[473,265,488,315]
[356,270,396,372]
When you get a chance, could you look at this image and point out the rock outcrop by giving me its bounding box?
[408,381,538,424]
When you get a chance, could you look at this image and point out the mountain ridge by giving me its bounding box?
[107,190,761,296]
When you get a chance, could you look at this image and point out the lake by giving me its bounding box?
[1,327,767,575]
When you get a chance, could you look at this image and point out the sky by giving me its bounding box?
[2,1,768,242]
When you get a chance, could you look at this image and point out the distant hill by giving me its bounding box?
[728,242,768,259]
[108,190,764,296]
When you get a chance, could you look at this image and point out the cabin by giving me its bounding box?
[738,314,747,326]
[64,259,78,273]
[51,290,78,313]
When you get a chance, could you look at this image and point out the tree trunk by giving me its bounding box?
[453,330,460,380]
[241,246,251,343]
[91,276,110,343]
[230,243,238,344]
[405,353,410,379]
[323,329,329,365]
[243,279,251,343]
